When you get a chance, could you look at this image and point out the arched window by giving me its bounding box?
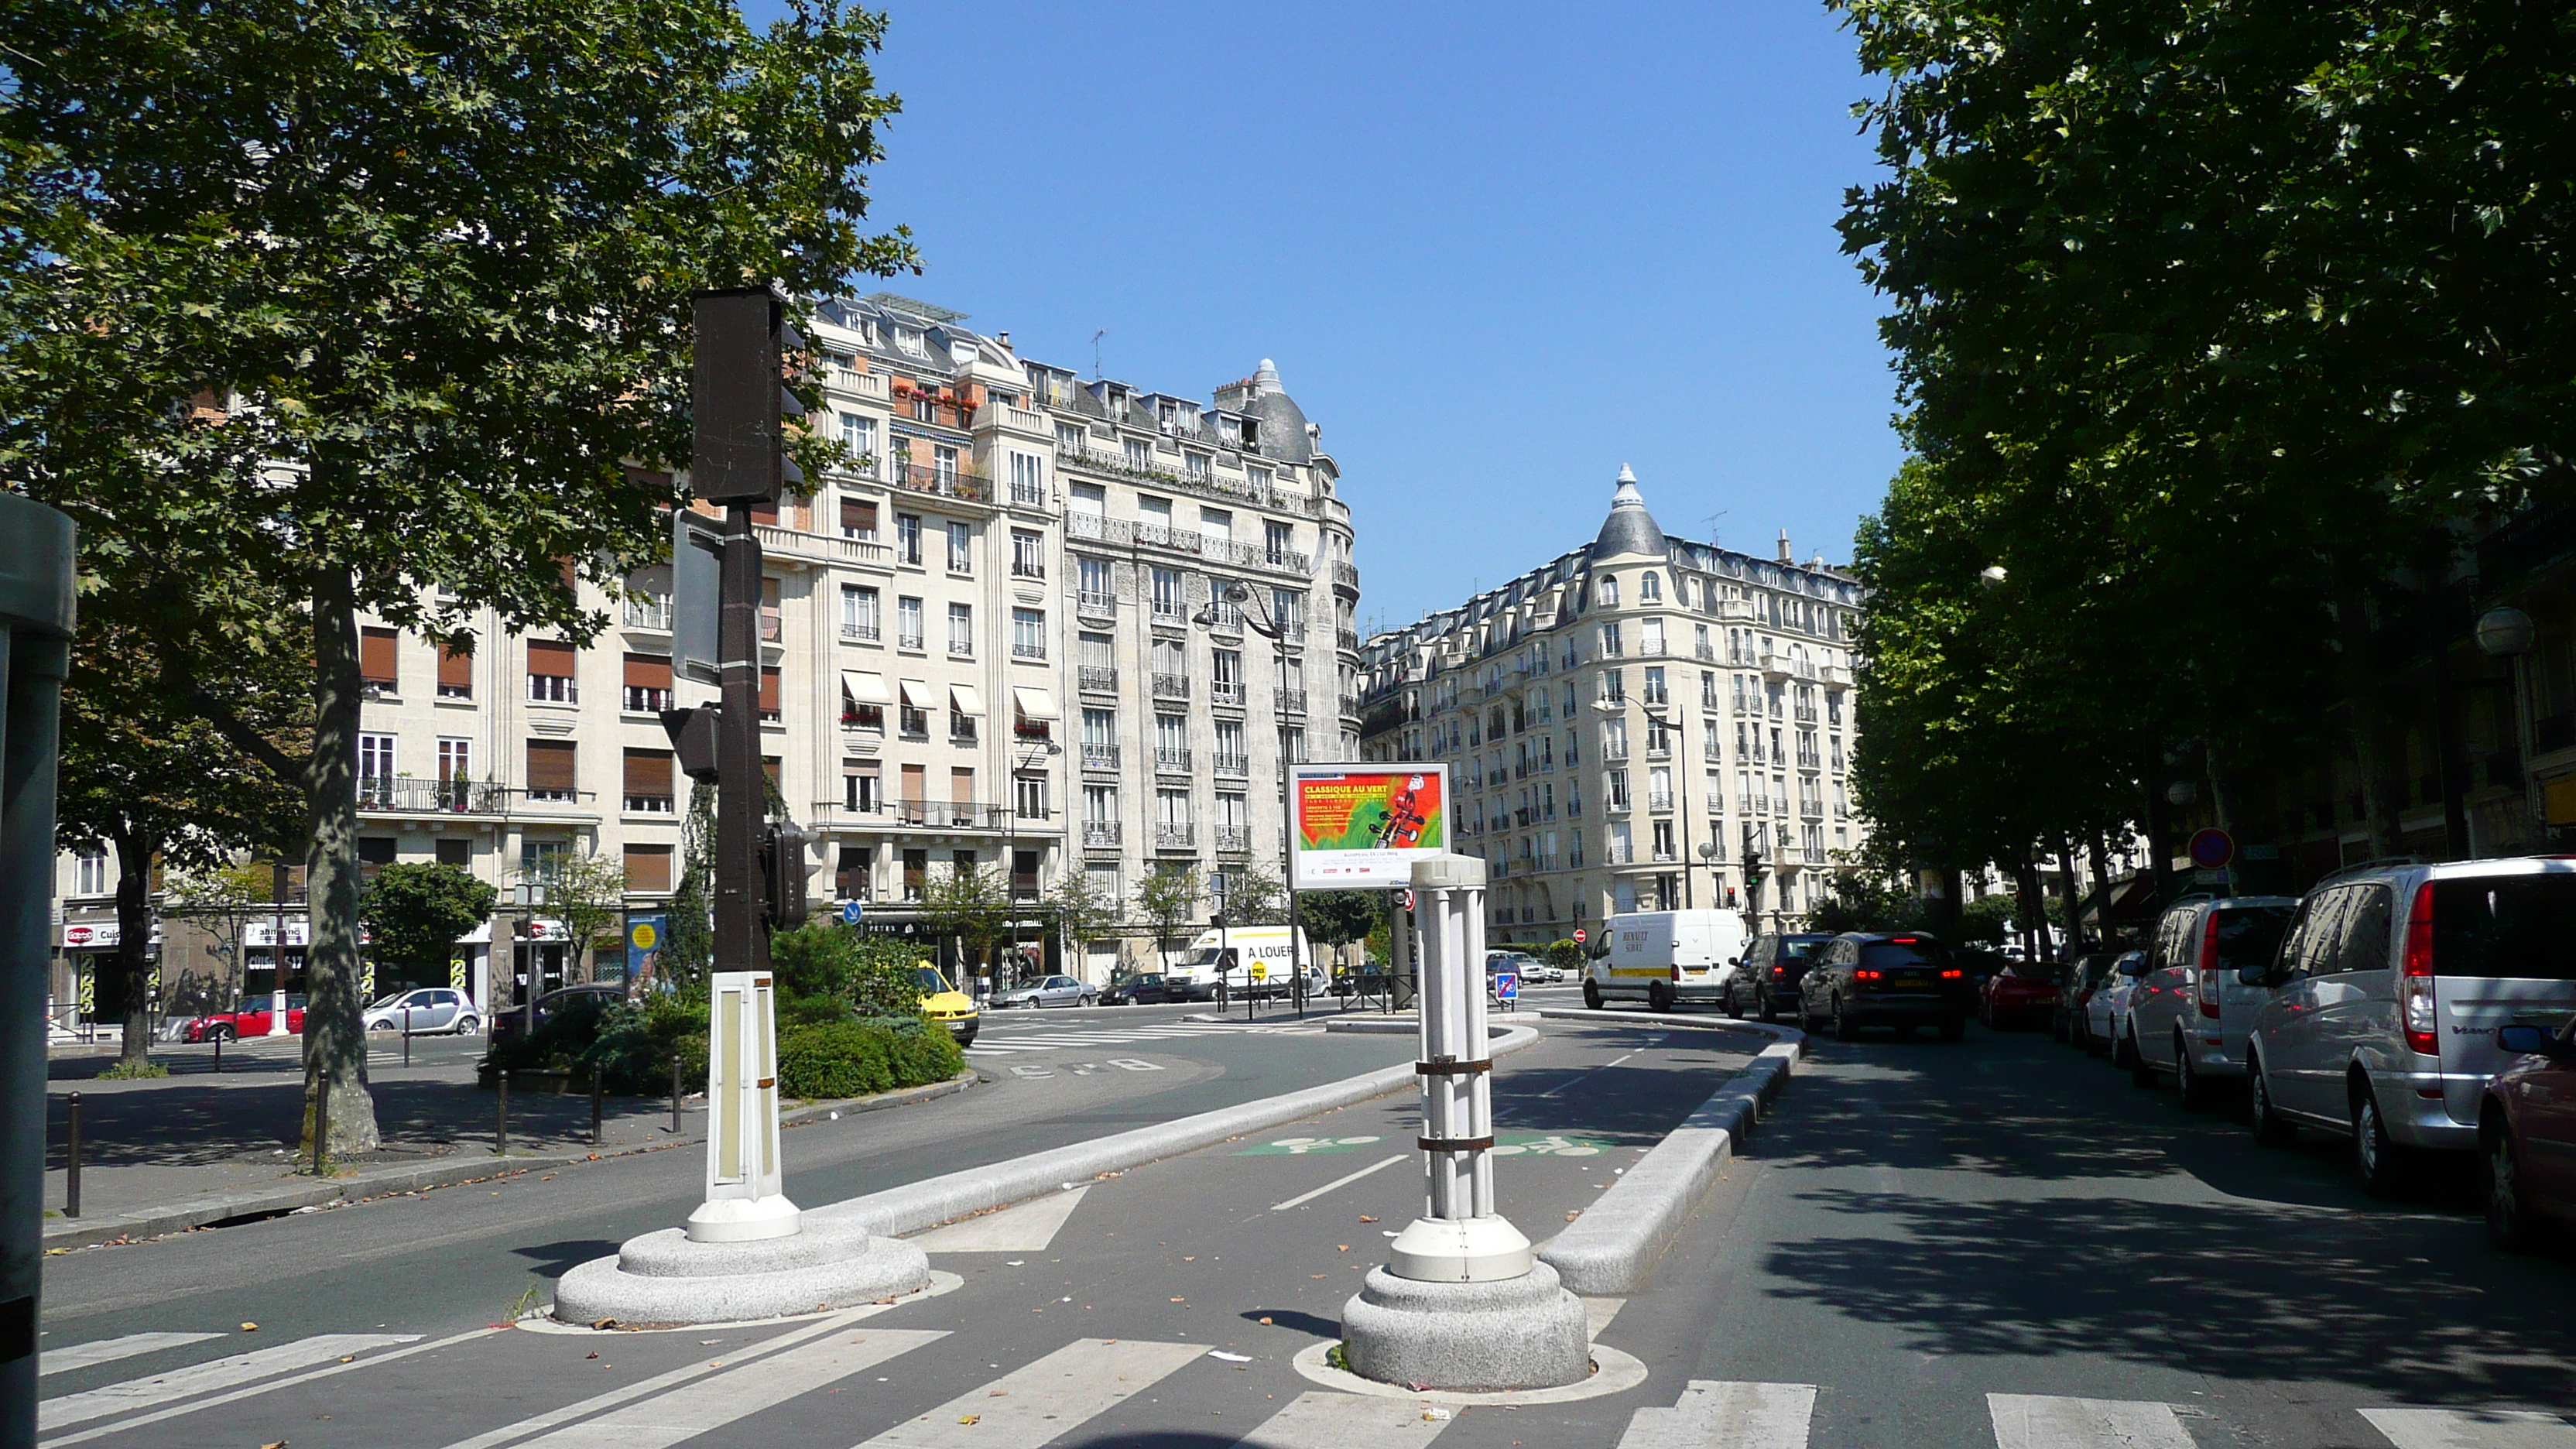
[1597,575,1620,608]
[1641,571,1662,601]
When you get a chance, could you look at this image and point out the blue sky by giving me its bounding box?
[758,2,1902,634]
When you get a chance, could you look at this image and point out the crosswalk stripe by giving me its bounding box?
[516,1330,947,1448]
[439,1312,870,1449]
[1988,1394,2195,1449]
[1619,1382,1815,1449]
[1228,1390,1455,1447]
[854,1337,1208,1447]
[39,1333,416,1431]
[38,1332,226,1377]
[2362,1406,2576,1449]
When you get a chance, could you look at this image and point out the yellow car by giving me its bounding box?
[915,966,979,1046]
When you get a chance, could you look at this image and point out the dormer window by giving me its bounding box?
[1597,575,1620,609]
[894,326,927,358]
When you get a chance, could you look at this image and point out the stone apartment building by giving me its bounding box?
[48,293,1361,1020]
[1354,468,1865,941]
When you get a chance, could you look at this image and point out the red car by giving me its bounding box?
[1978,962,2062,1030]
[183,995,307,1042]
[2482,1019,2576,1251]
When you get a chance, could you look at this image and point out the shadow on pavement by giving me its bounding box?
[1239,1307,1340,1339]
[512,1238,623,1277]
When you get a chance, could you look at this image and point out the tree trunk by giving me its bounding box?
[111,827,157,1066]
[2088,829,2116,950]
[303,564,379,1156]
[2051,834,2086,957]
[2012,853,2047,961]
[2334,584,2408,858]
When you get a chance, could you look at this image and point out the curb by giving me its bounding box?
[1533,1029,1802,1295]
[808,1026,1541,1239]
[42,1070,976,1252]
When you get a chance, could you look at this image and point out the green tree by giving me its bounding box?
[527,851,630,988]
[1135,864,1201,973]
[1218,863,1286,928]
[2,0,916,1151]
[358,864,498,999]
[1042,871,1123,971]
[1297,889,1380,951]
[920,862,1010,986]
[660,780,717,993]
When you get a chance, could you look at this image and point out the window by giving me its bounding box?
[844,760,882,813]
[1187,453,1211,481]
[1015,772,1049,821]
[1212,649,1242,704]
[360,627,399,690]
[1598,622,1623,658]
[1266,521,1294,564]
[435,838,472,868]
[898,596,925,650]
[437,737,472,794]
[841,585,881,642]
[840,496,879,540]
[1084,783,1118,822]
[1012,608,1046,659]
[1643,666,1667,707]
[1653,820,1676,861]
[1156,713,1190,769]
[1078,557,1115,609]
[1278,653,1304,693]
[896,513,922,565]
[1009,451,1045,506]
[358,733,396,803]
[835,843,873,900]
[1153,636,1187,686]
[947,602,973,656]
[1151,567,1184,619]
[1272,587,1300,632]
[933,444,959,484]
[624,748,676,814]
[941,520,970,574]
[1057,422,1085,453]
[899,690,928,738]
[1215,719,1247,772]
[759,665,780,722]
[951,701,978,743]
[1157,787,1191,826]
[1641,571,1662,601]
[1606,769,1630,810]
[1011,529,1045,578]
[903,848,929,901]
[1645,718,1672,758]
[1126,438,1153,471]
[68,848,111,895]
[1198,506,1231,552]
[838,411,875,467]
[526,639,577,703]
[1640,618,1664,656]
[1596,575,1619,608]
[623,652,673,713]
[1069,481,1105,513]
[526,741,577,801]
[436,642,473,699]
[1601,670,1626,705]
[1280,725,1306,763]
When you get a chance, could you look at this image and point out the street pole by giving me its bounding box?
[268,862,289,1036]
[715,504,766,979]
[1281,651,1303,1023]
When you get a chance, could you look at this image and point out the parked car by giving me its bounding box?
[1797,933,1973,1041]
[1725,932,1834,1023]
[2056,952,2119,1050]
[2482,1019,2576,1250]
[362,987,481,1036]
[2122,895,2300,1106]
[489,983,622,1049]
[1327,964,1399,999]
[1979,960,2064,1030]
[2245,858,2576,1194]
[913,967,979,1045]
[182,995,308,1042]
[2091,951,2150,1053]
[991,974,1097,1009]
[1103,972,1185,1005]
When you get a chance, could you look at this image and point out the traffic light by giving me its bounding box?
[1742,847,1766,883]
[659,704,722,783]
[690,287,805,505]
[762,821,814,930]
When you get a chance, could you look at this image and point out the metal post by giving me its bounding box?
[495,1069,509,1157]
[211,1032,221,1074]
[714,505,766,979]
[1282,687,1303,1023]
[63,1094,80,1220]
[268,862,290,1037]
[670,1053,683,1134]
[401,1005,410,1068]
[591,1074,604,1146]
[312,1085,328,1179]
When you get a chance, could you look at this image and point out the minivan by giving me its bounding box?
[2122,895,2300,1107]
[2245,858,2576,1194]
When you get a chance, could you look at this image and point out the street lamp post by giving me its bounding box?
[1002,738,1062,992]
[1194,582,1305,1023]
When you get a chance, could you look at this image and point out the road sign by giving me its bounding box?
[1494,970,1519,1006]
[1249,961,1269,982]
[2187,827,2236,871]
[841,899,864,926]
[1573,927,1588,945]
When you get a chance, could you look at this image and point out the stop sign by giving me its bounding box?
[1573,927,1587,944]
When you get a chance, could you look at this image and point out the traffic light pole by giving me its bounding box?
[716,505,767,978]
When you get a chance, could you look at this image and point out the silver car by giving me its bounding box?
[2122,896,2300,1107]
[2245,858,2576,1194]
[2092,951,2148,1056]
[992,974,1096,1009]
[362,987,480,1035]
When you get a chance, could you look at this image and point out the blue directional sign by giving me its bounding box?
[840,899,864,926]
[1494,970,1519,1007]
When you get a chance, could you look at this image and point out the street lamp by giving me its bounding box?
[1193,581,1307,1022]
[1003,737,1062,992]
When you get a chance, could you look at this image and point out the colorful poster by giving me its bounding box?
[625,912,666,991]
[1289,764,1449,889]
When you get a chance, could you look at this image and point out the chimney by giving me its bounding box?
[1776,529,1793,564]
[997,331,1010,346]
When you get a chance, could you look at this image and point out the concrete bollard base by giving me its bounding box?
[552,1218,928,1327]
[1340,1260,1591,1391]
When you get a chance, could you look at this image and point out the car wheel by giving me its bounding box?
[2486,1120,2537,1252]
[954,1025,977,1047]
[368,1018,396,1033]
[1582,980,1603,1011]
[455,1016,481,1036]
[1756,990,1778,1025]
[2350,1080,2413,1197]
[1938,1016,1965,1042]
[2175,1039,2215,1112]
[1648,981,1676,1013]
[2128,1027,2159,1088]
[2248,1058,2295,1146]
[1832,995,1858,1043]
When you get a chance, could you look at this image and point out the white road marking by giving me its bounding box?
[1227,1389,1455,1447]
[515,1329,947,1447]
[39,1333,419,1433]
[437,1314,868,1449]
[854,1337,1208,1447]
[909,1187,1089,1252]
[38,1333,224,1377]
[1988,1393,2197,1449]
[2362,1406,2576,1449]
[1619,1380,1816,1448]
[1271,1154,1409,1211]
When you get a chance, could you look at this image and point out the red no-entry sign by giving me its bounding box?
[1573,927,1588,944]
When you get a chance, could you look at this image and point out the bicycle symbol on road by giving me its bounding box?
[1488,1132,1607,1157]
[1236,1135,1385,1156]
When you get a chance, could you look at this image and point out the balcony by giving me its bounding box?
[889,462,992,505]
[1077,665,1118,695]
[1603,842,1634,866]
[1215,827,1251,855]
[1155,747,1192,773]
[1336,628,1360,653]
[971,401,1049,436]
[1274,689,1307,715]
[1083,820,1122,849]
[622,685,672,714]
[1213,752,1249,777]
[1081,743,1120,772]
[1338,694,1362,718]
[1053,441,1319,517]
[1153,673,1190,701]
[1155,823,1196,851]
[1333,560,1359,591]
[755,522,893,570]
[1210,680,1244,707]
[1075,589,1118,622]
[356,778,531,817]
[889,800,1020,831]
[1012,641,1047,661]
[1605,794,1632,815]
[1649,792,1675,812]
[623,596,673,632]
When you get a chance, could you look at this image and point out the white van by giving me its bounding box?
[1584,909,1749,1012]
[1167,925,1323,1002]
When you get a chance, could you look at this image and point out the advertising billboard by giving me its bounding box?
[1288,763,1449,889]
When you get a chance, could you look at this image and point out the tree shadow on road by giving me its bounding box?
[511,1238,622,1278]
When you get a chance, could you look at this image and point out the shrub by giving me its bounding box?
[777,1016,963,1101]
[98,1057,169,1080]
[574,992,709,1094]
[1543,940,1584,971]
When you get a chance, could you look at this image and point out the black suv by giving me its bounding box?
[1726,932,1835,1023]
[1797,933,1973,1041]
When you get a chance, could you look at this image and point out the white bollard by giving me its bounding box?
[685,971,799,1242]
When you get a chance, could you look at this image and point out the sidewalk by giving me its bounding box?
[41,1041,976,1252]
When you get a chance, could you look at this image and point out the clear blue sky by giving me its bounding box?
[753,2,1902,635]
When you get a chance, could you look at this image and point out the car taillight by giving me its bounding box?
[1670,965,1681,982]
[1769,964,1784,978]
[1939,968,1963,979]
[2197,913,2223,1019]
[2402,880,2437,1057]
[1855,968,1882,981]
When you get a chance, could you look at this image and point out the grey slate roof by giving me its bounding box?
[1590,464,1667,560]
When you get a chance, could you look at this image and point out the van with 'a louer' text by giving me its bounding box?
[1584,909,1749,1012]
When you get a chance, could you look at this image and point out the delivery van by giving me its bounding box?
[1166,925,1324,1002]
[1584,909,1750,1012]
